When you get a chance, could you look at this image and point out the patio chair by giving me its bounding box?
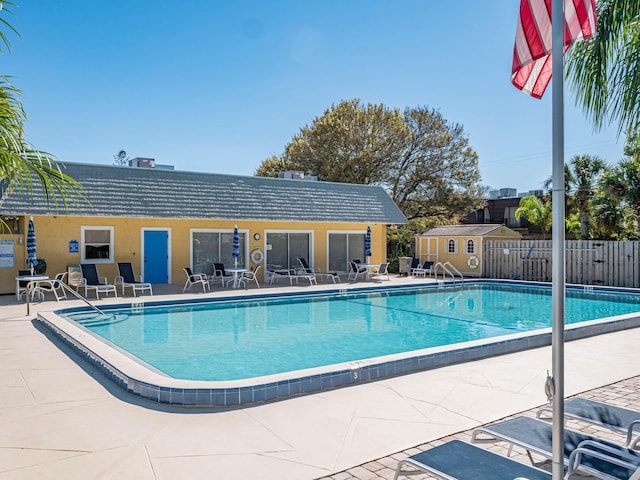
[297,258,339,283]
[268,267,295,284]
[471,416,640,480]
[183,267,209,293]
[394,439,552,480]
[237,265,261,289]
[412,260,434,277]
[16,269,32,301]
[79,264,118,299]
[36,272,68,301]
[347,261,367,282]
[212,263,233,286]
[370,262,389,281]
[537,397,640,448]
[115,262,153,297]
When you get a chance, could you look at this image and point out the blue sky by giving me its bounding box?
[3,0,626,193]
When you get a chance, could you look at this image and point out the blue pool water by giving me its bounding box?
[63,283,640,381]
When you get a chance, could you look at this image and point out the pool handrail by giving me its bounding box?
[443,262,464,282]
[432,262,464,283]
[26,279,108,317]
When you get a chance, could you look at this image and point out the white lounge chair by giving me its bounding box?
[395,439,552,480]
[471,416,640,480]
[115,262,153,297]
[412,260,434,277]
[370,262,389,281]
[538,397,640,448]
[79,264,118,299]
[297,258,339,283]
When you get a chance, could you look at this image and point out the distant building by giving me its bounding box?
[462,187,546,238]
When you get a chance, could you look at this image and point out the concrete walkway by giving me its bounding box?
[1,278,640,479]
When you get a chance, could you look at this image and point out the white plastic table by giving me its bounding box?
[15,275,49,301]
[225,267,248,289]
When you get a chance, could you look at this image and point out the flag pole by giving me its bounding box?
[551,0,566,478]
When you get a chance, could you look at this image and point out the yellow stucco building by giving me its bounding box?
[415,224,521,277]
[0,162,407,294]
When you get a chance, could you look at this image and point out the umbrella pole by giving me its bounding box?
[551,0,566,478]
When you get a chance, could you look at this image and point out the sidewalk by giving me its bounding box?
[1,279,639,479]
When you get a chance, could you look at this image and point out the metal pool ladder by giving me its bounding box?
[432,262,464,283]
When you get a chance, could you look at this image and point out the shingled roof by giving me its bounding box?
[419,224,520,237]
[0,162,407,224]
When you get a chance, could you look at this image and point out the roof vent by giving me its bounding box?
[129,157,156,168]
[278,170,317,181]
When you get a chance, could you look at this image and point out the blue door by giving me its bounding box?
[143,230,169,283]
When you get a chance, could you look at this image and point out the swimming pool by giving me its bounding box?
[38,280,640,407]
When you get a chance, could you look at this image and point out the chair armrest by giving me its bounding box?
[114,276,124,286]
[99,276,108,284]
[627,420,640,448]
[566,439,640,479]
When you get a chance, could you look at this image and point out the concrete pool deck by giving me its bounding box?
[2,276,640,479]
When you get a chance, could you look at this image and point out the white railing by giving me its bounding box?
[432,262,464,283]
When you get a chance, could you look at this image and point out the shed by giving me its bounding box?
[415,224,521,277]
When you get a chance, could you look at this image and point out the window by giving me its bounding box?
[192,230,246,272]
[265,231,311,270]
[328,232,365,272]
[504,206,521,228]
[447,239,457,253]
[81,226,114,263]
[466,239,476,254]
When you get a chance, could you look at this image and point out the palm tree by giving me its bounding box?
[515,195,552,239]
[0,4,83,221]
[566,155,606,239]
[566,0,640,136]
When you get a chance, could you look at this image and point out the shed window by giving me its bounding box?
[81,226,114,263]
[466,239,476,254]
[447,239,457,253]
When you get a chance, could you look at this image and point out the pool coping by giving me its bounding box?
[37,279,640,408]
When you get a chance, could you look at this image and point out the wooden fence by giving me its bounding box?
[482,240,640,288]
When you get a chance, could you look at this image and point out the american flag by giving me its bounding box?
[512,0,597,98]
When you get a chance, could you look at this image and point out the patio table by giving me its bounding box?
[225,267,248,289]
[15,275,49,301]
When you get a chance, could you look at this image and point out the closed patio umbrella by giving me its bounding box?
[364,225,372,260]
[26,217,37,275]
[232,225,240,268]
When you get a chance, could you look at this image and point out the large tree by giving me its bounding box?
[255,99,483,223]
[0,2,83,220]
[566,0,640,137]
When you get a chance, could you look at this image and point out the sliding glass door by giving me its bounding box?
[328,233,365,272]
[265,232,311,270]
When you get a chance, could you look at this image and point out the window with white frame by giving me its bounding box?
[265,231,311,271]
[81,226,114,263]
[328,232,365,272]
[191,230,246,272]
[465,239,476,254]
[447,239,457,253]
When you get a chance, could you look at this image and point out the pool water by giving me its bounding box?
[64,283,640,382]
